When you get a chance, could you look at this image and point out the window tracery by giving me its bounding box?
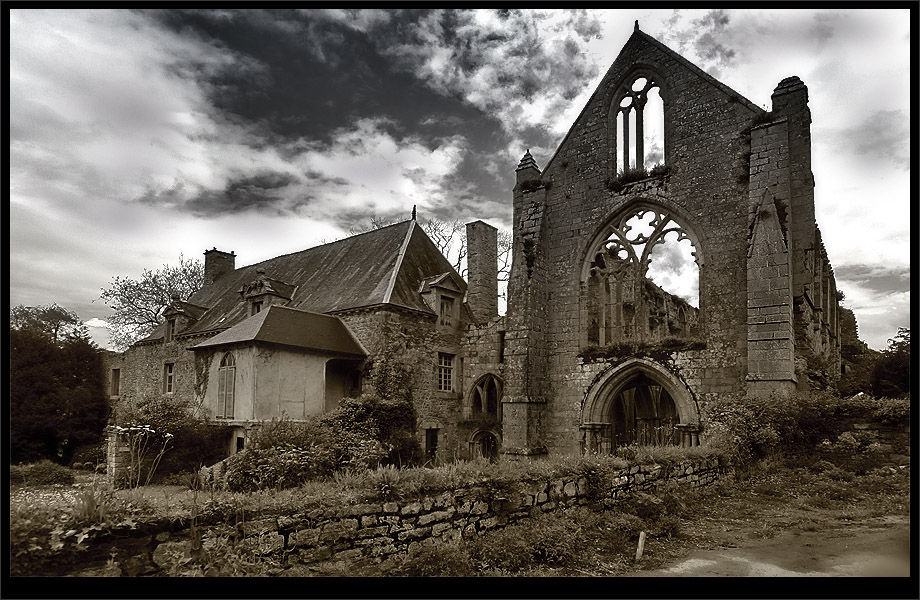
[613,76,665,173]
[585,206,699,345]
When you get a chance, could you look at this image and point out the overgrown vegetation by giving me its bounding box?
[578,337,706,363]
[115,396,226,485]
[212,358,421,492]
[9,304,109,465]
[701,390,909,468]
[604,163,670,193]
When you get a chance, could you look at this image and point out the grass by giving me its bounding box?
[9,446,909,577]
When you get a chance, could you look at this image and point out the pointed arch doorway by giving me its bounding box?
[581,358,700,455]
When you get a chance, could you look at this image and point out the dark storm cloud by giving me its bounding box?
[833,264,910,296]
[138,171,306,216]
[144,8,493,149]
[837,110,910,171]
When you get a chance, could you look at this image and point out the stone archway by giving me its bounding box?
[469,429,500,462]
[581,358,700,455]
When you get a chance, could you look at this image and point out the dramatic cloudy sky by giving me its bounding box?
[9,8,911,350]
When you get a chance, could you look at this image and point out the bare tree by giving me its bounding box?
[98,254,204,350]
[420,218,467,276]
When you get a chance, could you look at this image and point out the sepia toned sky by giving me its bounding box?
[9,8,911,350]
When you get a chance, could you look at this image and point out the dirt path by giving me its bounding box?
[628,516,910,577]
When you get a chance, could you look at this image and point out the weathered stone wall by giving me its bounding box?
[337,307,465,461]
[502,29,843,457]
[505,31,759,456]
[457,316,506,456]
[101,334,212,422]
[86,455,730,575]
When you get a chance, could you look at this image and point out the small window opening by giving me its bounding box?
[439,297,454,326]
[251,301,263,316]
[218,352,236,419]
[111,368,121,396]
[236,436,245,452]
[614,76,665,174]
[165,318,176,342]
[163,363,174,394]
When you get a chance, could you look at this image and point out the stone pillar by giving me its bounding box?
[465,220,498,323]
[746,188,796,396]
[502,150,548,458]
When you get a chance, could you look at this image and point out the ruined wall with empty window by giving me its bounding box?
[501,27,841,458]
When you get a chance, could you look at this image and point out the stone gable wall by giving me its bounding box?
[506,36,761,455]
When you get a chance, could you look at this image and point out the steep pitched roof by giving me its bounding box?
[190,305,366,357]
[164,220,464,339]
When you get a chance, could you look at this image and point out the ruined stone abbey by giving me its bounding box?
[104,25,841,463]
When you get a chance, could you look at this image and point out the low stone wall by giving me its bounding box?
[839,419,910,466]
[151,456,728,572]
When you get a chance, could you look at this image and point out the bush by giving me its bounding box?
[467,512,581,572]
[10,460,75,486]
[69,443,105,468]
[224,419,386,492]
[387,542,475,577]
[115,397,227,483]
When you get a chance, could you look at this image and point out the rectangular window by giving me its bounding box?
[251,301,262,316]
[425,428,439,463]
[498,331,506,363]
[437,353,454,392]
[439,297,453,326]
[163,363,174,394]
[165,318,176,342]
[110,368,120,396]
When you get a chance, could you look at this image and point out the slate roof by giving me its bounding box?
[140,220,464,343]
[190,305,367,357]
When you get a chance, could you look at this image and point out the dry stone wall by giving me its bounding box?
[75,456,730,576]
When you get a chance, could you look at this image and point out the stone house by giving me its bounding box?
[104,219,505,462]
[103,24,841,463]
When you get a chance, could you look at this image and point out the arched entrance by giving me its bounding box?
[470,430,500,462]
[581,358,700,455]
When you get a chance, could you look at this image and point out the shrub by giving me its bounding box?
[387,542,475,577]
[467,512,581,572]
[69,442,105,469]
[10,460,75,486]
[223,420,386,492]
[115,397,227,483]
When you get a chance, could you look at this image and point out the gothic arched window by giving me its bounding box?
[470,374,502,420]
[612,75,665,174]
[584,204,699,346]
[217,352,236,419]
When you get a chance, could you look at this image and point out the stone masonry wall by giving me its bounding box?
[90,456,729,575]
[337,307,465,461]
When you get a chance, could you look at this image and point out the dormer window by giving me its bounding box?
[165,318,176,342]
[251,301,263,316]
[439,297,454,326]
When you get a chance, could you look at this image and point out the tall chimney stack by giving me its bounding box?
[465,220,498,323]
[204,248,236,286]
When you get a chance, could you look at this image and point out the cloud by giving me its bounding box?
[835,110,910,171]
[367,9,604,148]
[833,264,910,296]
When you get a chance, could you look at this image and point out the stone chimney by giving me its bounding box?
[204,248,236,286]
[465,220,498,323]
